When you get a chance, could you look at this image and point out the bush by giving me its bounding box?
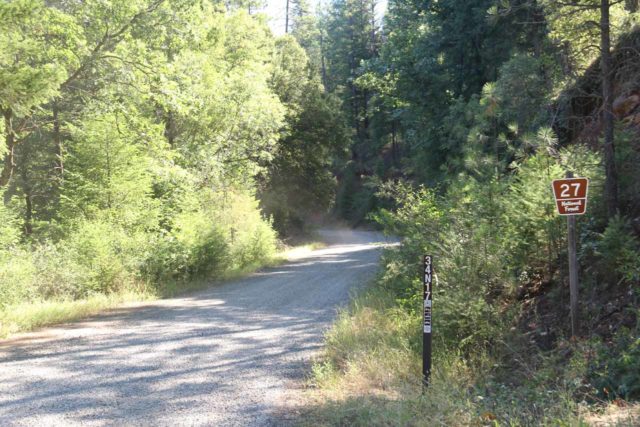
[373,181,505,353]
[0,186,278,335]
[144,191,276,281]
[168,209,229,279]
[221,193,277,270]
[63,220,140,296]
[0,250,36,309]
[30,243,84,299]
[596,216,640,284]
[590,327,640,400]
[0,192,20,250]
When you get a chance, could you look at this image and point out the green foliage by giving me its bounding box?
[62,110,160,230]
[369,139,611,352]
[147,210,228,281]
[0,0,79,114]
[374,181,505,352]
[615,126,640,216]
[590,327,640,400]
[261,36,350,235]
[0,249,36,309]
[308,274,584,426]
[491,55,551,132]
[315,0,640,422]
[0,191,19,249]
[334,163,377,225]
[594,216,640,283]
[0,1,284,331]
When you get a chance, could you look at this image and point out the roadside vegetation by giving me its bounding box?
[301,0,640,424]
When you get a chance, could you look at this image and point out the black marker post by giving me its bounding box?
[423,255,433,388]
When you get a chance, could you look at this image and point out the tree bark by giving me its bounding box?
[320,31,328,89]
[285,0,290,33]
[21,166,33,236]
[164,110,176,147]
[53,104,64,181]
[0,108,16,188]
[601,0,619,219]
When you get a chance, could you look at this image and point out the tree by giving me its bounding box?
[0,0,79,187]
[261,36,349,234]
[290,0,323,73]
[541,0,622,218]
[600,0,619,218]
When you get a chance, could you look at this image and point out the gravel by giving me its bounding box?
[0,229,392,426]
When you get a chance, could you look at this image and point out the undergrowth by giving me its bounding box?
[0,234,317,339]
[304,141,640,425]
[0,191,282,338]
[304,282,588,426]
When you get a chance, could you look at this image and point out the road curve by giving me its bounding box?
[0,229,391,426]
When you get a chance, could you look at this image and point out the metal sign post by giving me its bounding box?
[551,173,589,338]
[423,255,433,388]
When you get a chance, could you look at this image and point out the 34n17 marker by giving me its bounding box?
[423,255,433,388]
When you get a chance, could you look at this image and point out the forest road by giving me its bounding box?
[0,229,393,426]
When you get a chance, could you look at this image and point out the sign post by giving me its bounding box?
[551,173,589,338]
[423,255,433,388]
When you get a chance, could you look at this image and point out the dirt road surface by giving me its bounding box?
[0,229,392,426]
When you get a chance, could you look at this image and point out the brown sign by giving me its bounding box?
[552,177,589,215]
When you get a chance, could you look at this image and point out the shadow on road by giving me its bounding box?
[0,232,392,425]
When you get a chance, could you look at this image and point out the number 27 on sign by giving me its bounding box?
[551,177,589,216]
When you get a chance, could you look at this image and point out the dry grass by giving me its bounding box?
[0,290,154,338]
[584,403,640,426]
[300,287,479,426]
[298,285,597,426]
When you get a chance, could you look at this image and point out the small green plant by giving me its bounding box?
[596,216,640,284]
[590,327,640,400]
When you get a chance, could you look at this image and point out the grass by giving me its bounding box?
[0,290,155,338]
[583,403,640,426]
[0,239,323,340]
[298,284,631,426]
[300,286,477,426]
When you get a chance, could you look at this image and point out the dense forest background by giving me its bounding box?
[2,0,640,423]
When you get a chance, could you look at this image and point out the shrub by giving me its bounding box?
[590,327,640,400]
[596,216,640,284]
[373,181,505,353]
[0,250,36,309]
[0,186,278,333]
[63,220,138,296]
[221,193,277,270]
[30,243,84,299]
[144,190,276,281]
[0,192,19,250]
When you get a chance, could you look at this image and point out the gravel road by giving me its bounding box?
[0,229,392,426]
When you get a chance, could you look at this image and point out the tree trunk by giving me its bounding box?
[370,0,376,55]
[53,104,64,181]
[601,0,619,219]
[391,120,398,167]
[0,108,16,188]
[320,31,328,89]
[164,110,176,147]
[21,167,33,236]
[625,0,639,12]
[163,43,177,147]
[285,0,290,33]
